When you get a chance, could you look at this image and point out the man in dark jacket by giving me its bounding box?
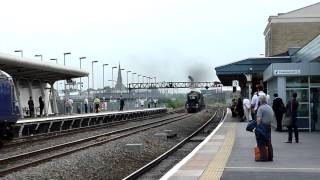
[120,97,125,111]
[285,92,299,143]
[39,96,44,117]
[272,93,285,132]
[28,96,34,118]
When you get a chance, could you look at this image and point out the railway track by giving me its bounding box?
[123,108,225,180]
[4,111,173,148]
[0,112,192,176]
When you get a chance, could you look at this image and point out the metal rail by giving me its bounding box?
[128,81,222,90]
[0,113,192,176]
[122,109,225,180]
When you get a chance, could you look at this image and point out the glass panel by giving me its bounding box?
[311,76,320,87]
[286,77,308,88]
[297,104,309,117]
[297,118,309,129]
[286,89,309,103]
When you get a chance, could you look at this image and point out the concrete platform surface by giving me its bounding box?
[221,122,320,180]
[161,109,320,180]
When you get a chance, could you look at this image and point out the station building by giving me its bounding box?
[0,53,88,117]
[215,3,320,131]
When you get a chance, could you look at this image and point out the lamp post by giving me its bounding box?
[34,54,43,61]
[78,57,86,96]
[126,70,131,88]
[63,52,71,99]
[112,66,117,88]
[63,52,71,66]
[103,64,109,96]
[14,50,23,58]
[91,60,98,90]
[120,68,125,91]
[50,58,58,92]
[153,76,157,83]
[50,58,58,64]
[132,72,136,83]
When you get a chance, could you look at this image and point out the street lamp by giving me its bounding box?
[138,74,141,83]
[50,58,58,92]
[50,58,58,64]
[63,52,71,99]
[103,64,109,95]
[79,57,86,96]
[34,54,43,61]
[126,70,131,88]
[63,52,71,66]
[14,50,23,58]
[91,60,98,90]
[154,76,157,83]
[132,72,137,84]
[112,66,117,88]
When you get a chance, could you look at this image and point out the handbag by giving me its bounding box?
[282,114,292,127]
[246,119,257,132]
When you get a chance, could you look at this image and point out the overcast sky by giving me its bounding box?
[0,0,319,90]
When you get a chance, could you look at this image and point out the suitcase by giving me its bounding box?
[254,146,268,161]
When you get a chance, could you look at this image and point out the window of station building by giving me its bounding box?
[286,89,309,102]
[286,76,308,88]
[311,76,320,87]
[286,89,309,123]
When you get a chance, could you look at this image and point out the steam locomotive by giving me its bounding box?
[185,90,205,113]
[0,70,20,147]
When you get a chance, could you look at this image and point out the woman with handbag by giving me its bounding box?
[285,92,299,143]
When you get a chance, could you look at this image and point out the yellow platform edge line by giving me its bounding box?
[199,123,236,180]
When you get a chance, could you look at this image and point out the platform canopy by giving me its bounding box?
[0,53,89,83]
[215,57,291,87]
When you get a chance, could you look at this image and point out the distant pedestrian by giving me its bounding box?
[39,96,44,117]
[94,97,100,113]
[256,94,273,161]
[120,97,125,111]
[285,92,299,143]
[65,99,70,114]
[251,84,270,120]
[243,97,252,121]
[68,98,74,114]
[236,97,244,121]
[28,96,34,118]
[84,98,89,113]
[272,93,285,132]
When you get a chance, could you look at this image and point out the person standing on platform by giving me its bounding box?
[236,97,244,121]
[28,96,34,118]
[84,98,89,113]
[39,96,44,117]
[94,96,100,113]
[68,98,73,114]
[120,96,125,111]
[251,84,270,120]
[243,97,252,121]
[285,92,299,143]
[272,93,285,132]
[256,94,273,161]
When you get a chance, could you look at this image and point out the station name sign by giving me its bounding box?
[274,70,301,75]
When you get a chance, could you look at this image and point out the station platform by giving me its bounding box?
[161,109,320,180]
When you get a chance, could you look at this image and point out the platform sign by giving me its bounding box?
[232,80,239,87]
[274,70,301,75]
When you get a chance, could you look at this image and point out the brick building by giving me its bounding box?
[264,2,320,57]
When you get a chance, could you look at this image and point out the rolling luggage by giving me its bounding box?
[254,146,268,161]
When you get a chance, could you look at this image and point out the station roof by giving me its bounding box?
[0,53,89,83]
[215,57,291,86]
